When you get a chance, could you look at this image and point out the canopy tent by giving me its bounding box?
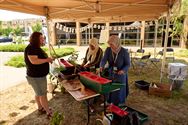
[0,0,177,23]
[0,0,180,81]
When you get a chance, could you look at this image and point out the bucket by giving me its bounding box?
[169,78,184,90]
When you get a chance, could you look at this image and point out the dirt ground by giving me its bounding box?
[0,49,188,125]
[0,72,188,125]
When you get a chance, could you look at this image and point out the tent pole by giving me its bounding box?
[154,20,158,57]
[76,22,81,46]
[160,9,170,82]
[44,6,52,56]
[140,21,145,49]
[89,24,91,40]
[106,22,110,40]
[91,23,94,39]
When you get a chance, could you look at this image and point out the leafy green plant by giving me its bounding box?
[0,45,75,56]
[0,44,26,52]
[3,46,75,67]
[5,55,25,68]
[175,49,188,58]
[2,26,13,36]
[53,66,65,73]
[51,47,75,58]
[32,21,42,32]
[50,111,64,125]
[13,26,23,36]
[171,0,188,48]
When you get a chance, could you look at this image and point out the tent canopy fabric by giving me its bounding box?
[0,0,177,23]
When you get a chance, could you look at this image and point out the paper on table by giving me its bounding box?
[71,90,86,99]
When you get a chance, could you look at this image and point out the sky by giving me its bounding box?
[0,9,44,21]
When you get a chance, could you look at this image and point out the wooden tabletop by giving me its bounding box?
[61,80,100,101]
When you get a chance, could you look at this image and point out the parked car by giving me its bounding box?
[0,36,13,43]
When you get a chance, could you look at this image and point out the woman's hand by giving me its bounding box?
[96,68,100,75]
[100,67,104,72]
[117,70,125,75]
[83,64,89,68]
[46,57,54,63]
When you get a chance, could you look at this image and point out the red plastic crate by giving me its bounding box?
[108,104,129,117]
[79,71,112,85]
[60,59,74,67]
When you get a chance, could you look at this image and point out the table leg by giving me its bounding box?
[103,94,112,123]
[86,99,90,125]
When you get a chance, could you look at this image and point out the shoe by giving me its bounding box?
[46,108,53,119]
[89,105,96,114]
[100,102,110,107]
[118,103,126,107]
[38,108,46,115]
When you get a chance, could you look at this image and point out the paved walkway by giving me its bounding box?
[0,52,26,91]
[0,45,88,91]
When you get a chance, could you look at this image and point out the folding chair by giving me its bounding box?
[162,48,175,62]
[133,49,145,60]
[134,54,151,74]
[150,51,163,69]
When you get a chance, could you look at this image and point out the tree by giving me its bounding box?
[171,0,188,48]
[2,26,13,36]
[32,21,42,32]
[0,21,2,35]
[13,26,22,36]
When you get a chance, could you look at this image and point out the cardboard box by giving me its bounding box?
[149,83,172,97]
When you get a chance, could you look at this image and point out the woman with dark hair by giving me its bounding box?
[24,32,53,118]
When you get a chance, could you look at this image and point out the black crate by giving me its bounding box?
[135,80,150,90]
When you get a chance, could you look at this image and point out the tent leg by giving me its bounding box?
[160,9,170,82]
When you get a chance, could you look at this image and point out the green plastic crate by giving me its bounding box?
[119,106,148,125]
[79,71,124,94]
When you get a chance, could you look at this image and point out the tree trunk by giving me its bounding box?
[183,16,188,48]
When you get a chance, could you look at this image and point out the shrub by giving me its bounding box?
[5,55,25,68]
[0,44,26,52]
[4,47,75,68]
[175,49,188,57]
[52,47,75,58]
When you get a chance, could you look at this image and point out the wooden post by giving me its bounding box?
[76,22,81,46]
[140,21,145,49]
[106,22,110,40]
[44,7,52,56]
[154,20,158,57]
[91,23,94,39]
[49,21,56,45]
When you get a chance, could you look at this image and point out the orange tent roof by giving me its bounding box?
[0,0,178,23]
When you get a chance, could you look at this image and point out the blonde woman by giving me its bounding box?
[82,38,103,72]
